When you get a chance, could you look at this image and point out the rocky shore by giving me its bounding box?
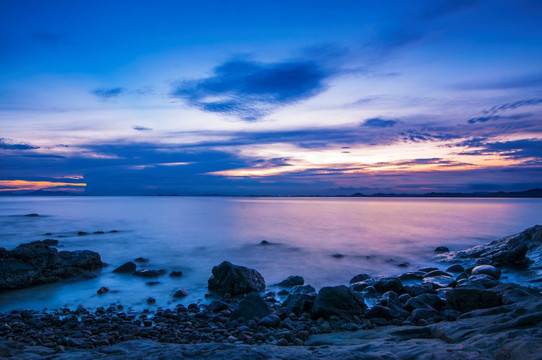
[1,226,541,359]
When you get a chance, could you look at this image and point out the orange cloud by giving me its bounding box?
[0,180,86,192]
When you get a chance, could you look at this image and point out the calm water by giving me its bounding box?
[0,196,540,311]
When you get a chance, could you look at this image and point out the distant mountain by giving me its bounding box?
[350,188,542,198]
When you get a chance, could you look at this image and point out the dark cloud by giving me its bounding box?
[399,129,461,143]
[171,58,332,121]
[362,118,397,128]
[483,98,542,115]
[91,87,125,100]
[458,138,542,161]
[0,138,39,150]
[133,125,153,131]
[467,113,531,124]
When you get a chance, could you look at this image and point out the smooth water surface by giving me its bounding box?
[0,196,540,311]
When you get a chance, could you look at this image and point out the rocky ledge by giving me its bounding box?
[1,226,541,359]
[0,240,103,291]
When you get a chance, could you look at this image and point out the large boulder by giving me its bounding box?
[208,261,265,297]
[230,293,271,320]
[0,240,103,291]
[312,285,366,319]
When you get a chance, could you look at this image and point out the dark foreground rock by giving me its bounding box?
[0,240,103,291]
[312,285,366,320]
[208,261,265,297]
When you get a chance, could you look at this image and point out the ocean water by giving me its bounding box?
[0,196,540,311]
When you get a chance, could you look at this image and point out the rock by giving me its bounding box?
[331,253,344,258]
[408,284,436,297]
[169,271,183,278]
[113,262,136,274]
[283,291,316,316]
[467,274,500,288]
[206,300,228,313]
[434,246,450,253]
[312,285,366,319]
[374,277,403,294]
[208,261,265,297]
[258,313,281,327]
[411,308,438,322]
[230,293,271,320]
[405,293,445,311]
[134,257,149,263]
[0,240,103,291]
[146,297,156,304]
[471,265,501,279]
[173,289,189,298]
[446,264,465,273]
[133,269,166,278]
[259,240,272,246]
[24,213,40,217]
[94,231,105,234]
[423,270,452,278]
[446,288,501,312]
[97,286,109,294]
[350,274,371,284]
[277,275,304,287]
[77,231,89,236]
[42,239,59,246]
[365,305,393,320]
[146,281,160,286]
[398,271,425,281]
[423,275,455,289]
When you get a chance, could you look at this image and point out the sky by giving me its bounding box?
[1,0,541,195]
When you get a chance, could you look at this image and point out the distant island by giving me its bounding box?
[1,188,541,198]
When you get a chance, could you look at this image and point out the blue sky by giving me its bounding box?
[1,0,541,195]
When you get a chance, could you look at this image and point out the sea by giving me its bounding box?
[0,196,540,311]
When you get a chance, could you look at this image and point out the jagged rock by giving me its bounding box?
[208,261,265,297]
[0,240,103,291]
[312,285,366,319]
[230,293,271,320]
[113,262,136,273]
[277,275,304,287]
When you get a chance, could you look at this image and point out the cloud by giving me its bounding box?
[458,138,542,161]
[91,87,126,100]
[133,125,153,131]
[467,113,531,124]
[483,98,542,115]
[457,73,542,90]
[171,58,332,121]
[0,138,39,150]
[362,118,397,128]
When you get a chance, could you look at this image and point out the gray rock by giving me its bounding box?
[113,262,136,274]
[277,275,304,287]
[208,261,265,297]
[230,293,271,320]
[312,285,366,320]
[471,265,501,279]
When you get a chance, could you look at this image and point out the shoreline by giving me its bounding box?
[0,226,541,359]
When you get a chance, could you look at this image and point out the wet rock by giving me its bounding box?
[208,261,265,297]
[467,274,499,288]
[206,300,229,313]
[258,313,281,327]
[446,288,501,312]
[169,271,183,278]
[77,231,89,236]
[24,213,40,217]
[146,281,160,286]
[349,274,371,284]
[134,257,149,263]
[312,285,366,320]
[277,289,289,296]
[0,240,103,291]
[283,291,316,316]
[423,270,452,278]
[97,286,109,295]
[94,231,105,234]
[230,293,271,320]
[331,253,344,258]
[405,293,445,311]
[133,269,166,278]
[277,275,304,287]
[422,275,455,289]
[113,262,136,274]
[173,289,189,298]
[446,264,465,273]
[146,297,156,304]
[398,271,425,281]
[374,277,403,294]
[411,308,438,322]
[434,246,450,253]
[365,305,393,320]
[471,265,501,279]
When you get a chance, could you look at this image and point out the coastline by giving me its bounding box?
[1,226,541,359]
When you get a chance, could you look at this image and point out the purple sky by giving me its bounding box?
[1,0,541,195]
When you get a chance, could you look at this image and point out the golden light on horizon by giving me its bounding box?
[0,180,87,192]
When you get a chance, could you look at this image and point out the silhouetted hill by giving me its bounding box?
[350,188,542,198]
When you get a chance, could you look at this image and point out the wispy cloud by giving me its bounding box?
[467,113,531,124]
[133,125,153,131]
[171,57,334,121]
[483,98,542,115]
[0,138,39,150]
[91,87,126,100]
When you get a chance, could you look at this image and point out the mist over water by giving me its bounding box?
[0,196,540,311]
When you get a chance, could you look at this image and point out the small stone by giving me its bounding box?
[134,257,149,263]
[278,275,304,287]
[471,265,501,279]
[350,274,371,284]
[77,231,89,236]
[133,269,166,278]
[97,286,109,295]
[113,262,137,273]
[276,338,289,346]
[173,289,189,298]
[146,281,161,286]
[434,246,450,253]
[446,264,465,273]
[260,240,272,245]
[146,297,156,304]
[331,253,345,258]
[170,271,183,278]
